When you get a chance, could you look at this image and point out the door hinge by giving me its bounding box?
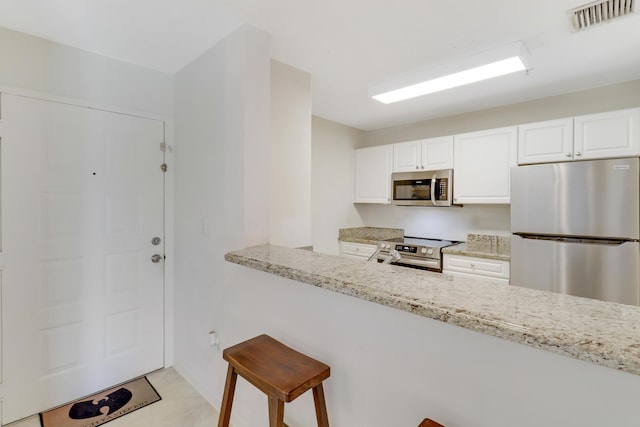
[160,142,167,152]
[160,163,168,172]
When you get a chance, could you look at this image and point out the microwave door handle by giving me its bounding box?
[430,175,437,206]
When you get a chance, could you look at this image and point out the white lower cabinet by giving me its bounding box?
[443,254,510,284]
[339,242,377,260]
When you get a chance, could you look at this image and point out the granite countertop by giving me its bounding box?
[442,234,511,261]
[225,244,640,376]
[338,226,404,245]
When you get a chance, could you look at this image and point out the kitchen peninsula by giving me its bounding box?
[224,244,640,426]
[226,244,640,375]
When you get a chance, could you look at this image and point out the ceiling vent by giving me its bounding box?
[570,0,636,30]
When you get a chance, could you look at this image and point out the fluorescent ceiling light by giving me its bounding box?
[370,42,530,104]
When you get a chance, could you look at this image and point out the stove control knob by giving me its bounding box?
[379,243,386,248]
[385,243,391,249]
[420,248,427,254]
[427,248,434,255]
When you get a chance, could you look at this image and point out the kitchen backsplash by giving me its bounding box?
[338,226,404,242]
[466,233,511,252]
[354,204,511,242]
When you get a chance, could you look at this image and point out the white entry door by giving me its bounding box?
[1,94,165,424]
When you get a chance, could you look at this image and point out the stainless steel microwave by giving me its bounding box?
[391,169,454,206]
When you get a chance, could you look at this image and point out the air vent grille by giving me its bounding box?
[570,0,635,30]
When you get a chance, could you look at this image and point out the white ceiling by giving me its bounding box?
[1,0,639,131]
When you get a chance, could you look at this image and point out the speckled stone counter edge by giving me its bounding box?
[225,244,640,377]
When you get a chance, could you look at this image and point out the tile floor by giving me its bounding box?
[6,368,219,427]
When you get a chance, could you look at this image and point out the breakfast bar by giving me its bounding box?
[226,244,640,375]
[223,244,640,426]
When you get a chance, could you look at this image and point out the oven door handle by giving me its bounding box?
[378,254,441,271]
[430,174,437,206]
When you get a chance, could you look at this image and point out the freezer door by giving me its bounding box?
[511,158,639,239]
[511,235,640,305]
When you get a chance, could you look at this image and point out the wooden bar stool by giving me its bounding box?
[419,418,445,427]
[217,334,331,427]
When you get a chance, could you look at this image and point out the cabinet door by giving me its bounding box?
[339,242,377,259]
[421,136,454,170]
[518,118,573,164]
[354,145,393,203]
[453,126,517,204]
[443,254,510,284]
[393,140,420,172]
[574,108,640,160]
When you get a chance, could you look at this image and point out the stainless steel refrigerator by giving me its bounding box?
[510,157,640,306]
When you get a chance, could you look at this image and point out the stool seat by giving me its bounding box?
[218,334,331,427]
[419,418,445,427]
[223,334,330,402]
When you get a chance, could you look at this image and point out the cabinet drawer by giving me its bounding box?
[443,254,510,280]
[339,242,377,258]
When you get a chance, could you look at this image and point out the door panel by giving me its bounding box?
[511,235,640,305]
[511,158,640,240]
[1,94,165,424]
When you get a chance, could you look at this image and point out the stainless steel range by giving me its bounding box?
[373,237,458,272]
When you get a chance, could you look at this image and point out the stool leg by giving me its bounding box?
[312,383,330,427]
[268,396,285,427]
[217,365,238,427]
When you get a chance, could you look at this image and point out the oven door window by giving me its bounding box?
[393,178,449,201]
[393,179,431,201]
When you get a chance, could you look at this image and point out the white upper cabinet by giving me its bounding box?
[454,126,517,204]
[574,108,640,160]
[354,145,393,204]
[393,140,421,172]
[393,136,454,172]
[518,118,573,164]
[518,108,640,165]
[421,136,454,170]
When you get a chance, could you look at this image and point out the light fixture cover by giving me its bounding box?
[370,42,531,104]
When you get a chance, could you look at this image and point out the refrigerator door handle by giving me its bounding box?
[514,233,634,246]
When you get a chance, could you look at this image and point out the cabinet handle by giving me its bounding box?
[415,165,419,170]
[565,152,571,157]
[575,151,582,157]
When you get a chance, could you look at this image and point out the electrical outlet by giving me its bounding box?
[208,330,220,349]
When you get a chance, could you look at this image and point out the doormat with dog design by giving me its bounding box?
[39,377,161,427]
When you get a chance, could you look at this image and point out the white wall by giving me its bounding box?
[270,61,312,248]
[173,24,271,405]
[311,117,365,254]
[0,26,173,117]
[222,265,640,427]
[364,79,640,147]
